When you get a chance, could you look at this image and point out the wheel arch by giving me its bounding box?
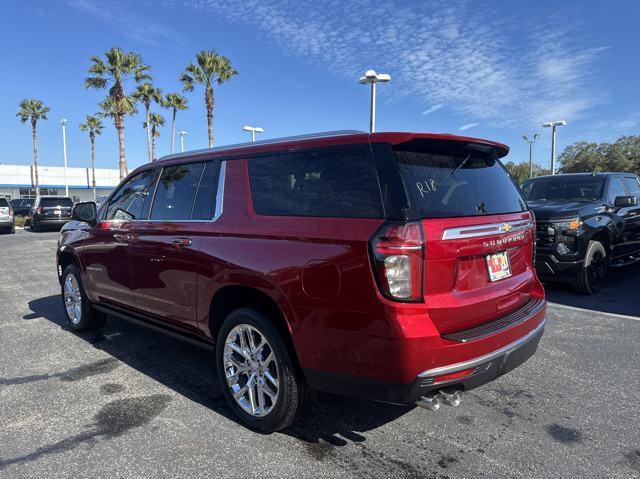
[209,285,303,376]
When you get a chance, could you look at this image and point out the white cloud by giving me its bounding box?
[459,122,479,131]
[422,104,443,115]
[175,0,605,129]
[65,0,186,46]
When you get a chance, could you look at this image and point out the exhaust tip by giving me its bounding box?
[416,394,442,411]
[439,389,463,407]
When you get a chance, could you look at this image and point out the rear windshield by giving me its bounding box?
[521,177,605,203]
[395,144,527,218]
[0,198,9,207]
[41,198,73,208]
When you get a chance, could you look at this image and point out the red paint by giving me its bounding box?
[59,131,545,399]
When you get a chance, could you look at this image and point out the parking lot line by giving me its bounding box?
[547,302,640,322]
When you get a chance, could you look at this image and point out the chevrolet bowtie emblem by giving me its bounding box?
[501,223,512,233]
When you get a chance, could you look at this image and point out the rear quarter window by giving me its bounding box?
[247,147,383,218]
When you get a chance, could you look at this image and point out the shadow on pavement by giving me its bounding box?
[25,295,411,445]
[543,263,640,317]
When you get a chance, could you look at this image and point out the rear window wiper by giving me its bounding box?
[451,153,471,176]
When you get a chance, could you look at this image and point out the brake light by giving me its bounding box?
[369,221,424,302]
[37,207,44,214]
[8,208,13,216]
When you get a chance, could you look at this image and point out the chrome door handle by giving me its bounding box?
[113,233,130,243]
[172,238,192,249]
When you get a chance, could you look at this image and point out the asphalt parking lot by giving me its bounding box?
[1,229,639,479]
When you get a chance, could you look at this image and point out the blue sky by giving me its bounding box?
[1,0,638,172]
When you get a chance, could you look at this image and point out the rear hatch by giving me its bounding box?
[394,139,537,335]
[40,198,73,218]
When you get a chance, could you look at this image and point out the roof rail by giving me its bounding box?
[158,130,367,162]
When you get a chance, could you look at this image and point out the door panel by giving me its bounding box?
[129,222,202,331]
[80,222,134,308]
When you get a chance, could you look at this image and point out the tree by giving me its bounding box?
[180,50,238,147]
[85,47,151,179]
[504,161,551,185]
[16,99,50,198]
[145,112,165,161]
[559,136,640,174]
[99,96,138,176]
[164,93,188,154]
[79,115,104,200]
[133,82,163,162]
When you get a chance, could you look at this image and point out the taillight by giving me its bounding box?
[8,208,13,216]
[37,207,44,214]
[369,221,424,302]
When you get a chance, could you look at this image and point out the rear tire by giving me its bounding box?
[61,264,105,331]
[216,308,306,432]
[572,240,608,294]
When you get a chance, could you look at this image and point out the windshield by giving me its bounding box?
[41,198,73,208]
[395,143,527,218]
[521,177,604,203]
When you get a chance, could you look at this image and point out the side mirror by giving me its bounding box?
[72,201,97,225]
[614,196,638,207]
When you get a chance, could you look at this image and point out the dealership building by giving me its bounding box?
[0,164,120,202]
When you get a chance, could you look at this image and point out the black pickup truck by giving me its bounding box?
[521,173,640,294]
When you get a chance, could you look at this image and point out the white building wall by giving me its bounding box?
[0,164,120,201]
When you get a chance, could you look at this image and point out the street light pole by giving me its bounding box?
[178,130,188,153]
[359,70,391,133]
[522,133,539,178]
[542,121,566,175]
[60,119,69,197]
[243,125,264,142]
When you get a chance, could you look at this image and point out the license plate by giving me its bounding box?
[54,209,61,215]
[486,251,511,282]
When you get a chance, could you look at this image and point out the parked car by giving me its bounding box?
[0,198,15,234]
[57,130,546,432]
[10,198,35,217]
[522,173,640,294]
[30,196,74,231]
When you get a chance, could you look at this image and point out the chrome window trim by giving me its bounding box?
[417,318,546,379]
[441,219,533,240]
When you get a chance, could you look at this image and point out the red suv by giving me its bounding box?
[57,131,546,432]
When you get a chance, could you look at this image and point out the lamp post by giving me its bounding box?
[522,133,540,178]
[178,130,188,153]
[542,121,566,175]
[60,119,69,197]
[243,125,264,142]
[358,70,391,133]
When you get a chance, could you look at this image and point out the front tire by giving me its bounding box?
[573,240,609,294]
[216,308,306,432]
[61,264,105,331]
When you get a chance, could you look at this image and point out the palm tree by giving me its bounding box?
[16,99,50,198]
[85,47,151,179]
[164,93,188,154]
[133,82,163,162]
[180,50,238,147]
[145,112,165,161]
[79,115,104,200]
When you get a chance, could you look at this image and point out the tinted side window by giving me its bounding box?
[106,169,159,220]
[248,148,383,218]
[606,177,626,203]
[150,163,204,221]
[192,161,221,220]
[622,177,640,196]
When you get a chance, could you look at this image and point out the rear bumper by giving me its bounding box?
[535,251,583,280]
[33,217,71,226]
[0,219,14,229]
[304,304,546,405]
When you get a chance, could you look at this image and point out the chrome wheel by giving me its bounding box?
[64,273,82,325]
[223,324,280,417]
